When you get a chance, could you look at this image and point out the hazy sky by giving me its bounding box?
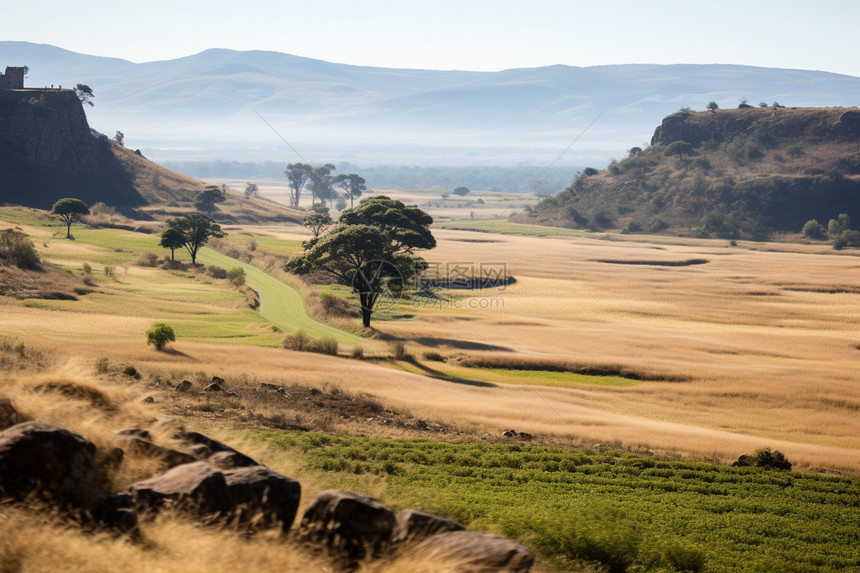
[10,0,860,76]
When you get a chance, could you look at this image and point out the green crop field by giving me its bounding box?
[252,431,860,573]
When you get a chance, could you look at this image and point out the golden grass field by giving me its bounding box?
[2,198,860,475]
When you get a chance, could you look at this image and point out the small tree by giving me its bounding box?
[244,182,260,201]
[452,186,470,196]
[226,267,246,286]
[303,207,334,239]
[706,101,719,113]
[828,213,850,236]
[74,84,94,107]
[285,162,313,208]
[665,141,694,160]
[162,214,226,265]
[195,185,226,214]
[114,131,125,146]
[146,323,175,351]
[802,219,825,239]
[159,227,185,261]
[51,198,90,238]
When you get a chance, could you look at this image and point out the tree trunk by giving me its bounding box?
[361,306,372,328]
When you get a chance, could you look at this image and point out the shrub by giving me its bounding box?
[390,340,408,360]
[122,364,141,379]
[351,346,365,359]
[733,448,791,470]
[136,252,159,267]
[828,213,850,236]
[0,229,40,269]
[802,219,825,239]
[315,337,339,356]
[226,266,246,286]
[626,220,643,233]
[583,167,600,176]
[283,330,313,351]
[146,323,176,351]
[422,351,446,362]
[95,357,110,374]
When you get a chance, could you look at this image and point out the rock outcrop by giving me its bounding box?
[0,421,96,505]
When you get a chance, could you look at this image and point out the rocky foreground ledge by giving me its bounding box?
[0,405,534,572]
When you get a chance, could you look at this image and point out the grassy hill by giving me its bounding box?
[523,107,860,238]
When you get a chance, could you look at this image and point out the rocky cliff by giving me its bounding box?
[0,89,150,212]
[525,107,860,238]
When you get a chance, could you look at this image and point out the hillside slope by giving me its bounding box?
[523,107,860,238]
[0,88,302,223]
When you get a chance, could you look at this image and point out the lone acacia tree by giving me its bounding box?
[664,140,694,160]
[195,185,226,214]
[162,214,225,265]
[51,198,90,238]
[285,196,435,328]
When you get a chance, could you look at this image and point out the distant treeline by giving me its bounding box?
[161,160,578,194]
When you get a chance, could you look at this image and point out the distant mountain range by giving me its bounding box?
[2,42,859,167]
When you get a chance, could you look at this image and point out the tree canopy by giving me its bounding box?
[195,185,226,214]
[74,84,94,107]
[51,197,90,238]
[285,196,435,327]
[303,207,334,239]
[162,214,225,265]
[664,140,694,160]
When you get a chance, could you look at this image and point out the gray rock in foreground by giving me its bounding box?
[0,421,96,506]
[299,489,396,561]
[410,530,535,572]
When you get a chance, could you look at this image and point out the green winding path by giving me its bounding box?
[197,248,362,345]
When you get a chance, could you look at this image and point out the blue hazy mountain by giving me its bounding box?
[2,42,858,166]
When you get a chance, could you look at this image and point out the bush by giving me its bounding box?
[146,323,176,351]
[0,229,40,269]
[226,266,246,286]
[390,340,408,360]
[422,351,446,362]
[626,220,643,233]
[282,331,338,355]
[95,357,110,374]
[315,337,339,356]
[283,330,312,351]
[802,219,825,239]
[122,364,141,379]
[136,252,159,267]
[733,448,791,470]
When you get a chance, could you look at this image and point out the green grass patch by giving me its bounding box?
[483,367,636,387]
[254,431,860,573]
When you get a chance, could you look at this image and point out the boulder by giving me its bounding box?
[92,492,138,533]
[175,380,192,392]
[128,461,231,518]
[410,531,535,573]
[203,383,222,392]
[223,466,301,531]
[299,489,396,560]
[122,436,197,469]
[391,509,465,545]
[0,421,96,505]
[0,397,24,430]
[178,432,258,467]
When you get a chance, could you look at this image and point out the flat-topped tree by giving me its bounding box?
[162,214,225,265]
[286,196,435,328]
[51,198,89,238]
